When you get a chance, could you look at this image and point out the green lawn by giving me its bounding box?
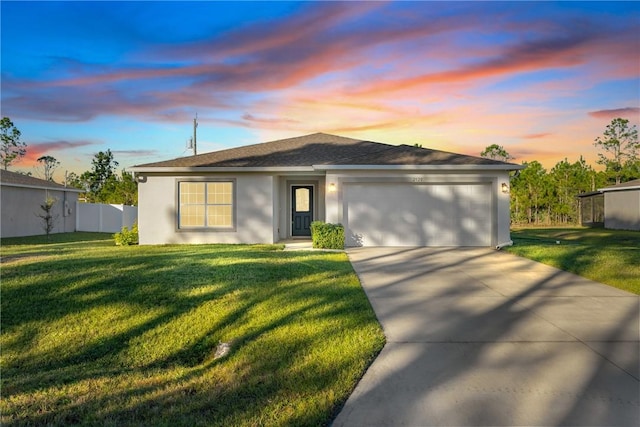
[0,233,385,426]
[505,227,640,295]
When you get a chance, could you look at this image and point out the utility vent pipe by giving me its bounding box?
[495,240,514,250]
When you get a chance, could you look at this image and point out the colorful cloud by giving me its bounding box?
[1,1,638,173]
[588,108,640,120]
[19,140,99,165]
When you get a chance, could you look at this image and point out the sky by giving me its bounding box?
[1,1,639,182]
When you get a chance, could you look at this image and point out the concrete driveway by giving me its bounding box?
[333,247,639,427]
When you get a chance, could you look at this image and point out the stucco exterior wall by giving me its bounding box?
[604,190,640,231]
[495,172,512,246]
[324,170,512,247]
[1,186,78,238]
[137,173,275,244]
[136,169,512,246]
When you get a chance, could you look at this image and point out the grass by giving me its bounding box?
[505,227,640,295]
[0,233,385,426]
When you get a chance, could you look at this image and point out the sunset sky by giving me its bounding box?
[2,1,639,181]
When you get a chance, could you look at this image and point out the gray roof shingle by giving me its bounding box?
[599,179,640,191]
[134,132,516,168]
[0,169,73,190]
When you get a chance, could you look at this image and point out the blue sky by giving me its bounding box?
[1,1,638,181]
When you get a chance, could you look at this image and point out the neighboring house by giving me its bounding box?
[577,191,605,227]
[0,170,83,238]
[131,133,522,247]
[577,179,640,231]
[599,179,640,231]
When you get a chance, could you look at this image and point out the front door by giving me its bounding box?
[292,186,313,236]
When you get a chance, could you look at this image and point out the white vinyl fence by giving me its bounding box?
[76,202,138,233]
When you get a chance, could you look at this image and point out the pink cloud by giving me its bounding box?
[522,133,552,140]
[327,121,402,134]
[354,30,601,96]
[2,2,479,123]
[588,107,640,120]
[160,2,380,60]
[242,113,299,126]
[17,140,98,165]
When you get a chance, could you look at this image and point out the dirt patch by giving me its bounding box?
[0,252,52,264]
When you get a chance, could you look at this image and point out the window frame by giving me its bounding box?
[175,178,237,232]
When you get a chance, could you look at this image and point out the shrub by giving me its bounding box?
[310,221,344,249]
[114,221,138,246]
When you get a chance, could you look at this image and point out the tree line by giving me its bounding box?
[482,118,639,225]
[1,117,137,205]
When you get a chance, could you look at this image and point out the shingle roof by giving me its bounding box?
[331,143,505,166]
[599,179,640,192]
[0,169,77,191]
[134,133,517,168]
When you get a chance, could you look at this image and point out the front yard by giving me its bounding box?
[506,227,640,295]
[0,234,385,426]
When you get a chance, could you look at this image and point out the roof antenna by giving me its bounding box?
[192,113,198,155]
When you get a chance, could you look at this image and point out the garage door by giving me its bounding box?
[343,183,492,247]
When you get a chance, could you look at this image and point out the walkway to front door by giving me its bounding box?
[292,185,313,237]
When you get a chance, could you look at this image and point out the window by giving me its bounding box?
[295,187,310,212]
[178,181,234,229]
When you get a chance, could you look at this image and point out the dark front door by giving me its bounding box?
[292,186,313,236]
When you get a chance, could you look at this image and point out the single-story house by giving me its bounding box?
[131,133,523,247]
[600,179,640,231]
[0,169,83,238]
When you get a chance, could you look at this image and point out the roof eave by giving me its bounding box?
[131,164,523,173]
[130,166,317,173]
[598,185,640,192]
[577,191,603,198]
[313,164,524,171]
[0,182,84,192]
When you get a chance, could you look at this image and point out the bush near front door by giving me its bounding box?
[311,221,345,249]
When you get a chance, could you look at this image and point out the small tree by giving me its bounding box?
[84,150,119,201]
[36,155,60,181]
[594,118,639,185]
[115,170,138,206]
[64,172,86,189]
[1,117,27,170]
[481,144,514,162]
[37,197,59,239]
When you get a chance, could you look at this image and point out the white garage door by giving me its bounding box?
[343,183,492,247]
